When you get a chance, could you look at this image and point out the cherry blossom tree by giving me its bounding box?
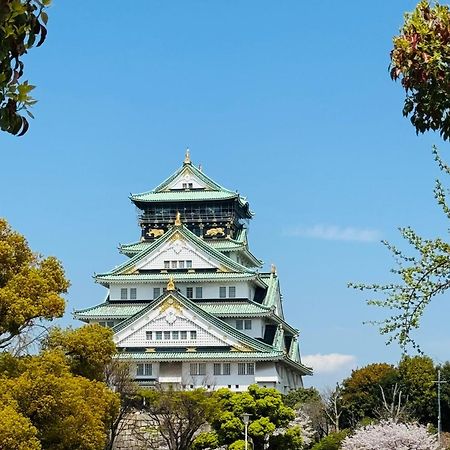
[341,420,438,450]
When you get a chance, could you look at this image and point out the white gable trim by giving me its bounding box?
[114,296,252,351]
[164,167,208,191]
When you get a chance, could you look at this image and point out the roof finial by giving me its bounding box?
[184,148,191,165]
[167,276,175,291]
[175,211,182,226]
[198,163,202,172]
[271,264,277,275]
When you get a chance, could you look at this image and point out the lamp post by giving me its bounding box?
[433,369,448,447]
[242,413,251,450]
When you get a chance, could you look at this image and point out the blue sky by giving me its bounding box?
[1,1,448,388]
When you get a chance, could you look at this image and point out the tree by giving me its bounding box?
[397,355,436,425]
[310,430,349,450]
[43,324,117,381]
[284,387,321,409]
[0,350,120,450]
[210,385,310,450]
[390,1,450,141]
[0,0,50,136]
[0,218,69,350]
[339,363,399,427]
[139,387,219,450]
[341,420,438,450]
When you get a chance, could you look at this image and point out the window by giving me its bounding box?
[180,331,187,340]
[191,363,206,376]
[213,363,221,375]
[164,261,170,269]
[186,287,193,299]
[195,287,203,299]
[120,288,127,300]
[223,363,231,375]
[244,320,252,330]
[107,321,115,328]
[182,183,187,189]
[179,260,185,269]
[146,331,153,340]
[188,183,193,189]
[136,363,152,376]
[229,286,236,298]
[164,331,171,340]
[247,363,255,375]
[153,287,161,299]
[172,331,179,340]
[130,288,137,300]
[236,320,243,330]
[190,330,197,340]
[238,363,246,375]
[219,287,226,298]
[156,331,162,340]
[171,261,177,269]
[98,321,106,327]
[186,260,193,268]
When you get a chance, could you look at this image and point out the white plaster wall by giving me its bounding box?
[222,318,264,339]
[109,281,252,301]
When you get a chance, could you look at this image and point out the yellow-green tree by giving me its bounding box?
[0,218,68,350]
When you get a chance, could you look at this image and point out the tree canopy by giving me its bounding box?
[391,1,450,141]
[0,218,69,351]
[0,0,50,136]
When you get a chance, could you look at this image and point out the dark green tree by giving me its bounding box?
[0,0,50,136]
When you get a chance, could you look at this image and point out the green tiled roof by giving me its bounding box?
[96,272,263,285]
[113,290,276,354]
[273,325,285,351]
[97,223,256,279]
[74,302,147,320]
[130,190,241,203]
[74,300,271,320]
[130,162,251,214]
[199,301,271,317]
[119,236,262,268]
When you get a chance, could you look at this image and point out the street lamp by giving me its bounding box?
[242,413,251,450]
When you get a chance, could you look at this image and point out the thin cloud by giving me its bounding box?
[302,353,357,374]
[285,224,381,242]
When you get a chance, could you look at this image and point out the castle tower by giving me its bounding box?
[74,152,311,392]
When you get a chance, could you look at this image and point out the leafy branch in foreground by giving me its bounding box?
[349,147,450,352]
[390,1,450,141]
[0,0,50,136]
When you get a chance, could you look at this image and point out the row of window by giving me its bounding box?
[164,260,193,269]
[118,286,238,300]
[136,362,256,377]
[236,319,252,330]
[146,330,197,341]
[121,288,137,300]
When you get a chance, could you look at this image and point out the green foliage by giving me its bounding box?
[310,430,349,450]
[398,355,436,425]
[44,324,117,381]
[211,385,296,450]
[349,147,450,352]
[140,388,219,450]
[283,387,321,409]
[0,0,50,135]
[270,425,305,450]
[391,1,450,140]
[191,431,220,450]
[0,218,69,350]
[228,440,251,450]
[0,350,120,450]
[340,363,399,426]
